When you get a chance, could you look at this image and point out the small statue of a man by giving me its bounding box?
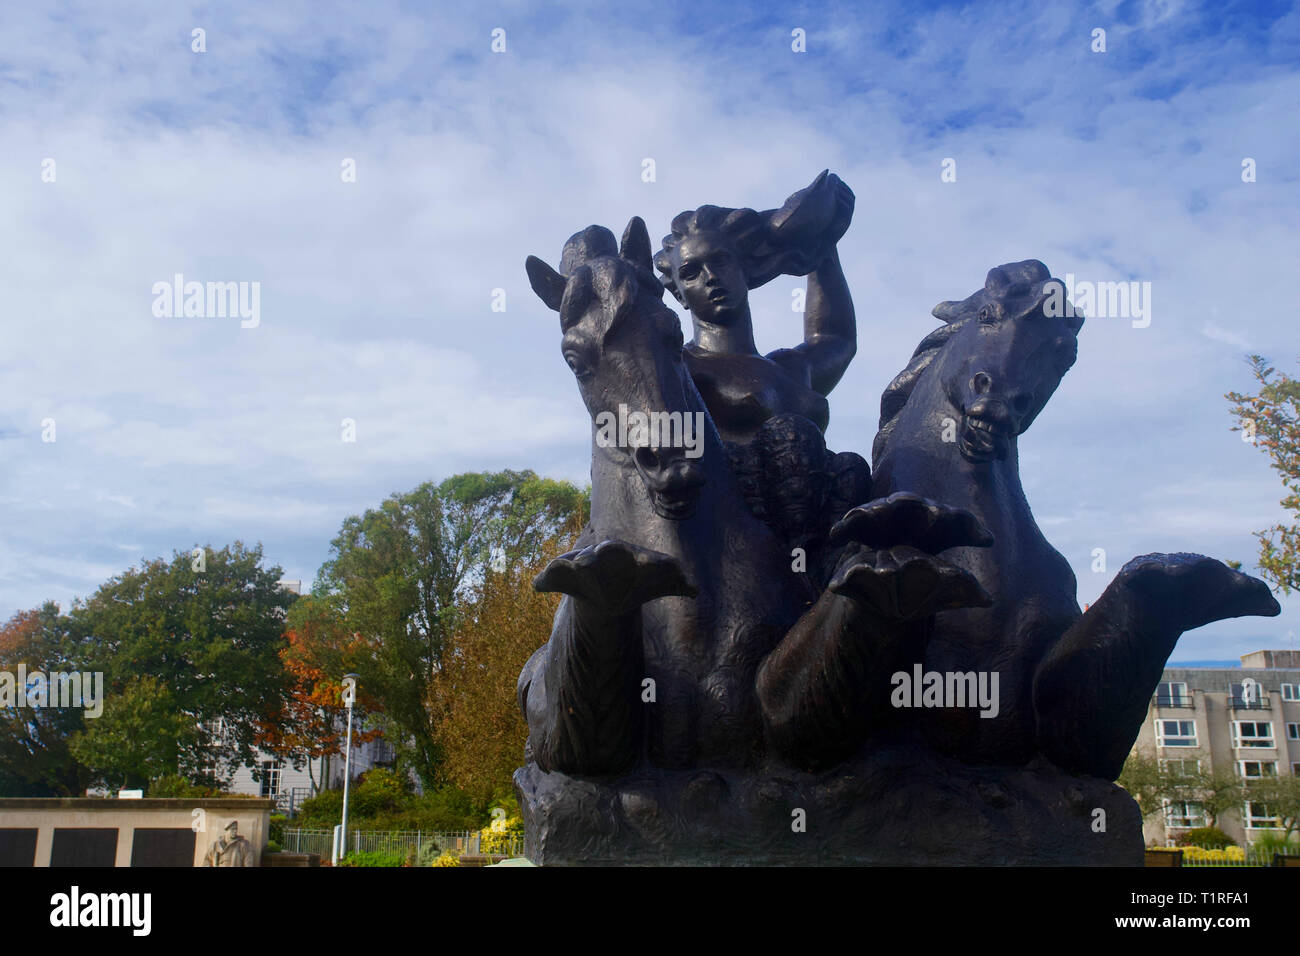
[202,820,255,867]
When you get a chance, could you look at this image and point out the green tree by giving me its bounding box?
[1188,766,1245,829]
[313,470,587,791]
[1227,355,1300,593]
[68,676,197,790]
[1247,774,1300,841]
[1117,753,1166,819]
[1117,754,1242,829]
[0,604,91,796]
[66,541,294,789]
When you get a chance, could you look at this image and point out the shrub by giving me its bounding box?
[269,814,287,845]
[480,813,525,855]
[265,840,282,854]
[1176,827,1234,850]
[430,849,461,867]
[1182,845,1245,862]
[147,775,226,798]
[293,782,487,831]
[295,788,344,828]
[337,850,407,868]
[348,768,411,817]
[1248,830,1299,855]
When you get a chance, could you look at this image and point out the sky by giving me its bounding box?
[1,0,1297,662]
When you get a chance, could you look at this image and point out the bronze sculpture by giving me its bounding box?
[514,178,1281,865]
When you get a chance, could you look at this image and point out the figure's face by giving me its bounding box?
[673,231,749,325]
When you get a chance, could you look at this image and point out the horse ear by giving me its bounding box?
[620,216,653,272]
[526,255,566,312]
[984,266,1011,297]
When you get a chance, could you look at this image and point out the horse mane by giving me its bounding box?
[872,317,968,464]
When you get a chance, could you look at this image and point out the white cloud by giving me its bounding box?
[0,1,1295,658]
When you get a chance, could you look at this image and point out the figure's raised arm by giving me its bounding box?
[798,245,856,394]
[764,173,857,394]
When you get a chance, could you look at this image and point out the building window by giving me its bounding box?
[260,760,283,798]
[1293,763,1300,777]
[1238,760,1277,779]
[1155,719,1198,747]
[1155,681,1190,707]
[1289,723,1300,740]
[1160,758,1201,777]
[202,718,229,744]
[1163,801,1205,829]
[1232,721,1275,749]
[1245,802,1279,829]
[1230,681,1269,709]
[1282,683,1298,701]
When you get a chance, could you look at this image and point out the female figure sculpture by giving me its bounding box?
[655,172,868,570]
[653,170,857,445]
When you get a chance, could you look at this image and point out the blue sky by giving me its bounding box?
[1,0,1298,661]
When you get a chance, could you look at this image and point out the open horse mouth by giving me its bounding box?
[959,413,1015,463]
[652,485,702,520]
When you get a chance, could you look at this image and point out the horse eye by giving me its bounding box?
[564,351,592,379]
[978,306,994,324]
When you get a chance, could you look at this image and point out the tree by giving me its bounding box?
[1227,355,1300,593]
[1117,754,1242,829]
[66,542,294,789]
[313,470,587,791]
[0,604,91,796]
[67,676,197,790]
[1188,766,1245,830]
[1247,774,1300,841]
[430,513,582,803]
[254,593,383,793]
[1117,753,1166,819]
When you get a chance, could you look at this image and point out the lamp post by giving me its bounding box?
[337,673,359,864]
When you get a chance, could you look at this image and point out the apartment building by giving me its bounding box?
[1129,649,1300,846]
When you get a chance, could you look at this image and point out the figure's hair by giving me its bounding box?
[653,205,765,303]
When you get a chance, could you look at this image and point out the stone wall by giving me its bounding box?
[0,798,275,867]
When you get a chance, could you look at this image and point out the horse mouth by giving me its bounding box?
[959,414,1014,462]
[652,486,701,520]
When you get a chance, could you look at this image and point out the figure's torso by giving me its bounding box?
[685,348,829,445]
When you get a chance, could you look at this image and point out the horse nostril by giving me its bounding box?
[971,372,993,395]
[1012,394,1033,415]
[635,446,660,471]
